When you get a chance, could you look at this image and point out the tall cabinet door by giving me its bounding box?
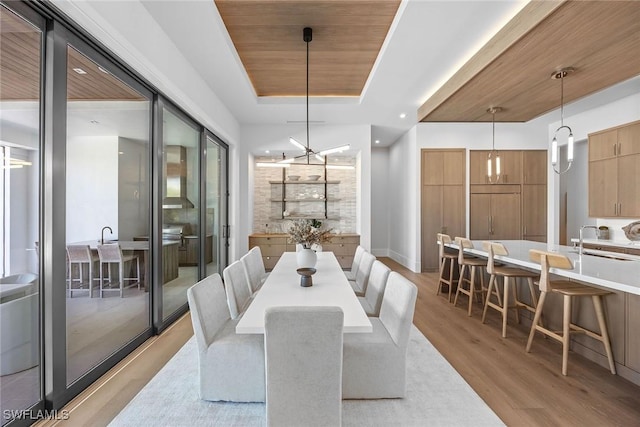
[491,193,521,240]
[618,154,640,217]
[522,184,547,238]
[421,149,465,272]
[470,194,491,240]
[589,158,618,217]
[421,185,443,270]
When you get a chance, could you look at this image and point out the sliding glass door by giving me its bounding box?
[64,44,152,385]
[160,105,200,321]
[0,3,43,424]
[1,0,231,417]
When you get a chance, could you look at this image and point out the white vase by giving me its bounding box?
[296,248,317,269]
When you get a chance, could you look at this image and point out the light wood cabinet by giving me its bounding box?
[249,234,359,270]
[322,235,360,269]
[522,184,547,239]
[421,149,465,271]
[469,149,546,242]
[522,150,547,184]
[470,192,521,240]
[588,120,640,218]
[627,293,640,372]
[470,150,522,184]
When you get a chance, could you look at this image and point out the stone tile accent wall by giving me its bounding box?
[253,157,356,234]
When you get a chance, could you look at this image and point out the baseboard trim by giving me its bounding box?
[388,250,420,273]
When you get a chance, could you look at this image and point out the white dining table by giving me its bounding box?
[235,252,372,334]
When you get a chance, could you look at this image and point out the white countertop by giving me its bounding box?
[236,252,372,334]
[448,240,640,296]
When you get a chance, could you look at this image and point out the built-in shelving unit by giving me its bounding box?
[269,173,341,220]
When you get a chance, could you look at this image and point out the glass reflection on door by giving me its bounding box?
[0,4,42,424]
[65,46,151,385]
[161,108,200,320]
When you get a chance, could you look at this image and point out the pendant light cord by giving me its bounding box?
[306,33,310,164]
[559,73,565,128]
[492,110,496,150]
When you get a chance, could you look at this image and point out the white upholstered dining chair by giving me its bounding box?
[223,260,252,319]
[265,306,344,427]
[345,245,365,281]
[241,246,268,293]
[187,273,265,402]
[343,271,418,399]
[357,260,391,317]
[349,250,376,296]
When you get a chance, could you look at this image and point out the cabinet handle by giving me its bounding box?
[614,203,617,215]
[614,143,617,156]
[618,142,621,156]
[524,226,527,235]
[619,203,622,215]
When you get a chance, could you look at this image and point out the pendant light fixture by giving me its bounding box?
[284,27,349,165]
[550,67,575,174]
[487,107,502,184]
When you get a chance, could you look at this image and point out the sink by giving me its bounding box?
[582,249,632,261]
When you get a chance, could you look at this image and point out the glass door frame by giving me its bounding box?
[0,2,46,425]
[153,96,202,332]
[202,130,229,276]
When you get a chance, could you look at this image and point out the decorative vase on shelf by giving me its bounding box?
[296,248,317,269]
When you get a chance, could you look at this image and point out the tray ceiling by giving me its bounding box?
[213,0,401,97]
[419,0,640,123]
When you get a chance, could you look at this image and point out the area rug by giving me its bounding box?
[109,326,504,426]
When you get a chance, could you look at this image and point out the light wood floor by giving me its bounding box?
[37,257,640,426]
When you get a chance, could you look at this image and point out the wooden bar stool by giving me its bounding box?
[436,233,457,302]
[481,241,540,338]
[453,237,486,316]
[526,249,616,376]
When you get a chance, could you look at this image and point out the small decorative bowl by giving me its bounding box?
[307,175,321,181]
[288,175,300,181]
[297,268,316,287]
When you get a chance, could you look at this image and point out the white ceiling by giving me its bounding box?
[139,0,530,147]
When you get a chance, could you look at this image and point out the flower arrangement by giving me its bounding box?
[286,219,333,249]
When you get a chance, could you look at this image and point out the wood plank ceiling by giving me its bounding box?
[419,0,640,123]
[1,5,143,101]
[213,0,401,97]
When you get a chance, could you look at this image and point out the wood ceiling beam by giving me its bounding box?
[418,0,565,122]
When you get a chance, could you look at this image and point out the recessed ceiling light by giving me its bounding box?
[90,120,99,124]
[73,68,87,75]
[98,66,109,74]
[375,140,380,144]
[399,113,407,119]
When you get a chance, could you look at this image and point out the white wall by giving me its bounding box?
[238,124,372,258]
[388,127,419,270]
[66,136,119,243]
[371,147,390,256]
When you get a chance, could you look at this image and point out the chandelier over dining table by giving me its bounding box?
[282,27,349,165]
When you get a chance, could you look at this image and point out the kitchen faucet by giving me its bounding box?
[578,225,598,255]
[101,226,113,245]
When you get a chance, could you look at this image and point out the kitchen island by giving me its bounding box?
[449,239,640,386]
